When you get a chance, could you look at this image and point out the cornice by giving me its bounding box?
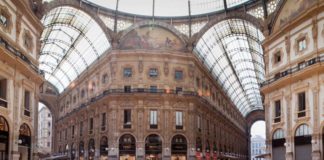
[263,3,324,47]
[11,0,43,32]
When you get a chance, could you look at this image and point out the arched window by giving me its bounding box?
[295,124,311,137]
[294,124,312,160]
[145,134,162,159]
[273,129,284,140]
[119,134,136,159]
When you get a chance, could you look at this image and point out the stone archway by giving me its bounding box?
[245,109,265,160]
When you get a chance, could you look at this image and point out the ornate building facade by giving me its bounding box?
[3,0,318,160]
[261,0,324,160]
[0,0,43,160]
[37,105,52,154]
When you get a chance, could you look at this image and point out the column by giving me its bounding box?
[312,87,321,160]
[285,95,293,160]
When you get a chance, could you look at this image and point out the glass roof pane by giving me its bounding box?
[194,18,264,116]
[40,6,111,93]
[85,0,250,17]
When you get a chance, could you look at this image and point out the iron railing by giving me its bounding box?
[57,88,198,122]
[261,54,324,87]
[0,37,42,75]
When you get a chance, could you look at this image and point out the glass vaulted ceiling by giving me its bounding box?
[194,19,265,116]
[85,0,251,17]
[39,6,111,93]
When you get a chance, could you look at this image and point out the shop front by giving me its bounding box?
[145,134,162,160]
[88,139,95,160]
[171,135,187,160]
[100,136,108,160]
[0,116,9,160]
[119,134,136,160]
[79,141,84,160]
[18,124,31,160]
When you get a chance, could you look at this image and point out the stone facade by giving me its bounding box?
[261,1,324,160]
[0,0,43,160]
[53,49,248,160]
[37,106,52,154]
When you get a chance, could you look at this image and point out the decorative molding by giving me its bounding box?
[271,47,283,67]
[293,32,309,55]
[285,35,290,54]
[23,29,34,53]
[0,5,12,33]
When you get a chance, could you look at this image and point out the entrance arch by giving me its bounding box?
[71,143,76,160]
[171,135,187,160]
[119,134,136,160]
[0,116,9,159]
[88,138,95,160]
[18,123,31,160]
[272,129,285,160]
[100,136,108,159]
[294,124,312,160]
[145,134,162,159]
[79,141,85,159]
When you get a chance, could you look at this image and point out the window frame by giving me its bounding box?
[297,37,307,52]
[89,118,94,134]
[123,109,132,129]
[123,68,132,78]
[149,68,158,78]
[174,70,183,80]
[175,111,183,129]
[101,112,106,131]
[24,90,31,117]
[149,110,158,129]
[274,100,281,123]
[297,91,306,117]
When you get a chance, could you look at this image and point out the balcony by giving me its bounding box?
[274,117,281,123]
[24,110,30,117]
[150,124,158,129]
[0,98,7,108]
[261,55,324,87]
[176,125,183,130]
[297,111,306,118]
[123,124,131,129]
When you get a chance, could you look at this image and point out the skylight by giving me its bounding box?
[194,19,265,116]
[39,6,111,93]
[85,0,251,17]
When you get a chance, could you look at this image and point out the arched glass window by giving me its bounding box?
[194,18,265,116]
[87,0,252,17]
[273,129,284,140]
[40,6,111,93]
[295,124,311,137]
